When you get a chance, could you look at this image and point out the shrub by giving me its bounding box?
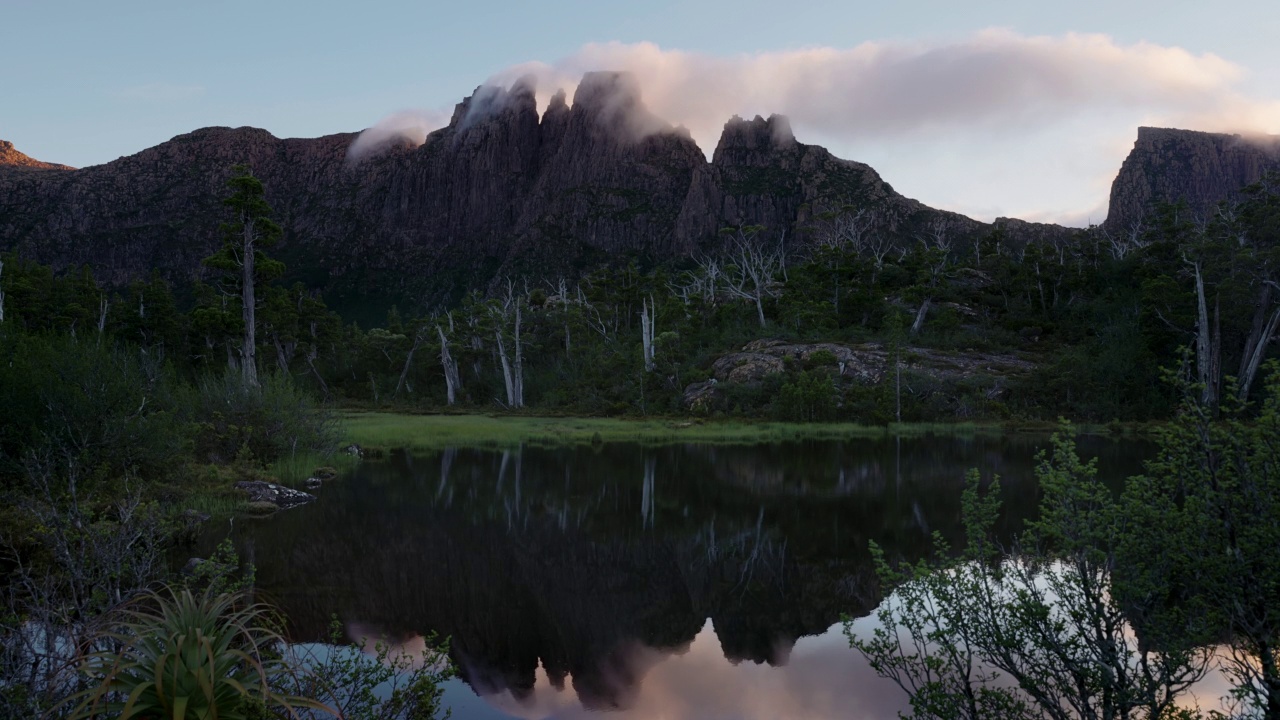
[188,371,338,466]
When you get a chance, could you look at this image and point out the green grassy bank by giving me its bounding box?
[335,411,1095,453]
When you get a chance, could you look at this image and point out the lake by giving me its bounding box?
[208,433,1152,719]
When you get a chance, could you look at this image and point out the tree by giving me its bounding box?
[1123,366,1280,719]
[203,165,284,389]
[848,426,1212,720]
[721,226,784,328]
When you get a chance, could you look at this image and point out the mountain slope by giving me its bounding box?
[12,74,1259,315]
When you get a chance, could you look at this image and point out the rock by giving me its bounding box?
[343,444,364,458]
[304,477,322,489]
[180,509,212,524]
[233,480,316,510]
[241,501,280,516]
[1105,126,1280,232]
[0,74,1064,310]
[682,379,722,412]
[312,466,338,480]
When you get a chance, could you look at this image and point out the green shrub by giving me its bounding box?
[188,371,337,466]
[773,370,838,422]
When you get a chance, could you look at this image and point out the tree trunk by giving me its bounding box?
[641,297,655,371]
[1238,285,1280,402]
[513,306,524,408]
[438,324,461,406]
[754,295,767,328]
[305,347,329,401]
[911,297,932,336]
[241,217,259,388]
[1193,264,1219,408]
[495,328,516,407]
[394,329,424,397]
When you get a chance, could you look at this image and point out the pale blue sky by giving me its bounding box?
[3,0,1277,222]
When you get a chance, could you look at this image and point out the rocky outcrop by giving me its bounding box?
[0,140,73,171]
[233,480,316,510]
[1104,126,1280,232]
[0,73,1069,313]
[687,339,1037,411]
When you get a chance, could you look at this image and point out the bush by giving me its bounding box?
[189,372,337,466]
[773,370,837,422]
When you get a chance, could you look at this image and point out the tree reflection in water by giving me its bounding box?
[203,435,1150,717]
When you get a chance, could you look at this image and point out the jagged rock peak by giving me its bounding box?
[545,88,568,114]
[713,114,796,166]
[450,76,539,131]
[570,71,673,138]
[0,139,73,170]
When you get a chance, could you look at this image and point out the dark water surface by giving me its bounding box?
[209,434,1153,719]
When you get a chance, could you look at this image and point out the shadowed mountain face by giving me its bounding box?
[0,72,1050,316]
[2,73,1273,315]
[1104,126,1280,232]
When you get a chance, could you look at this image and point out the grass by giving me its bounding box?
[338,411,1026,453]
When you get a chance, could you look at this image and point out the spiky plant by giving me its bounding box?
[69,587,331,719]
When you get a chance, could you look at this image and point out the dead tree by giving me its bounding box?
[640,296,656,372]
[490,286,525,408]
[393,324,427,398]
[910,219,955,336]
[438,317,462,406]
[722,227,784,328]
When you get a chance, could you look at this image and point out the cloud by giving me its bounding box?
[346,108,451,163]
[358,31,1280,224]
[112,82,205,102]
[489,31,1278,148]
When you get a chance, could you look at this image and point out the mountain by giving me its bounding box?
[3,72,1270,316]
[0,140,73,171]
[1104,126,1280,232]
[0,73,1052,316]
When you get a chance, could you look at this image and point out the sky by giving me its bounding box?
[3,0,1279,225]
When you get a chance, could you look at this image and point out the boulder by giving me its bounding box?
[682,379,722,413]
[304,477,323,489]
[233,480,316,510]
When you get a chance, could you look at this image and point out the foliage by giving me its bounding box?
[282,616,454,720]
[188,370,338,465]
[847,425,1212,720]
[1121,365,1280,718]
[70,588,324,720]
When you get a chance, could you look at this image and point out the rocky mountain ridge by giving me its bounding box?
[1,72,1275,314]
[0,140,73,171]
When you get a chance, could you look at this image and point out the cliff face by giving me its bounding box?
[1104,126,1280,231]
[21,75,1236,313]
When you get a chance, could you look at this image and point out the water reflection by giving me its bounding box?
[207,434,1151,718]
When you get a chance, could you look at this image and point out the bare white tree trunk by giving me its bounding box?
[241,215,260,388]
[513,306,524,407]
[722,229,783,328]
[1193,263,1221,407]
[1238,284,1280,402]
[394,327,425,398]
[910,298,932,336]
[94,296,108,342]
[495,327,516,407]
[438,324,461,405]
[640,296,655,372]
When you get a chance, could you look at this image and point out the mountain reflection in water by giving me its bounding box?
[207,435,1151,719]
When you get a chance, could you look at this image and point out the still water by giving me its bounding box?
[211,434,1152,719]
